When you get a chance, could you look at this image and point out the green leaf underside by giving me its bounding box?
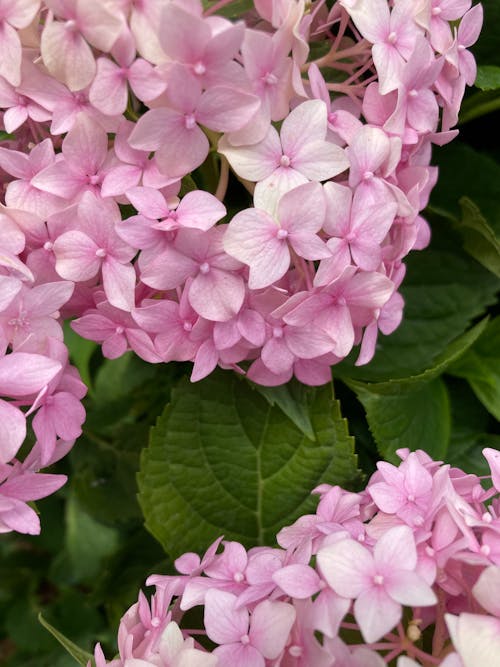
[454,197,500,277]
[38,614,93,667]
[350,377,451,463]
[138,371,360,556]
[448,317,500,421]
[254,380,316,440]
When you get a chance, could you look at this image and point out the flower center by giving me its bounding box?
[240,634,250,645]
[193,61,206,76]
[95,248,107,258]
[280,154,291,168]
[199,262,210,274]
[277,228,288,240]
[184,114,197,130]
[289,645,302,657]
[262,71,278,86]
[373,574,384,586]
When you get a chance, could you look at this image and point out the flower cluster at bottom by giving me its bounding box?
[90,448,500,667]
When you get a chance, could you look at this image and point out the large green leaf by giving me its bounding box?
[342,319,489,462]
[448,317,500,420]
[348,377,450,463]
[138,371,360,556]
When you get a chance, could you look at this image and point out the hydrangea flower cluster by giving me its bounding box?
[90,448,500,667]
[0,0,483,532]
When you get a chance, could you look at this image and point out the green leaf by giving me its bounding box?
[138,370,360,556]
[453,197,500,277]
[202,0,254,18]
[64,493,120,583]
[448,317,500,420]
[254,380,315,441]
[348,377,451,463]
[475,65,500,91]
[38,614,94,667]
[341,320,489,462]
[0,131,15,141]
[333,218,499,382]
[349,317,488,393]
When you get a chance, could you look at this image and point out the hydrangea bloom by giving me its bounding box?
[89,448,500,667]
[0,0,483,528]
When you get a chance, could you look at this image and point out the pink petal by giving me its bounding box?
[41,19,96,91]
[253,167,308,216]
[0,21,22,86]
[178,191,226,230]
[261,337,294,375]
[317,539,373,598]
[204,590,248,645]
[126,187,168,219]
[218,127,281,181]
[63,114,108,177]
[0,399,26,463]
[0,276,22,311]
[385,569,437,607]
[158,4,210,63]
[197,86,260,133]
[89,58,128,116]
[278,182,325,234]
[280,99,328,156]
[272,564,321,598]
[0,353,61,396]
[188,269,245,322]
[128,59,167,102]
[0,498,40,534]
[249,600,296,659]
[374,525,417,571]
[53,231,101,281]
[102,257,136,312]
[3,105,28,133]
[0,472,66,501]
[101,164,142,198]
[224,208,290,288]
[354,587,401,643]
[213,643,264,667]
